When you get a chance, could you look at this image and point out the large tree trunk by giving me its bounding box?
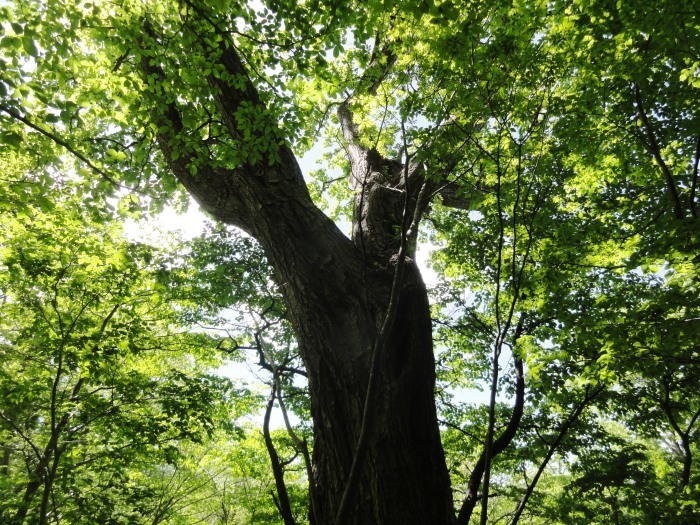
[275,223,454,524]
[138,19,454,525]
[208,148,454,524]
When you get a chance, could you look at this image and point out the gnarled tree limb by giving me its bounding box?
[457,357,525,525]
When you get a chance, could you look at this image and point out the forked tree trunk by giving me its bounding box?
[199,149,454,524]
[138,19,455,524]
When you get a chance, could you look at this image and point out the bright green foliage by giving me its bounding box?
[1,0,699,523]
[426,0,700,521]
[0,163,262,524]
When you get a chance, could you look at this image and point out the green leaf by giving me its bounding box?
[106,148,126,162]
[0,36,20,49]
[22,36,38,56]
[1,131,23,148]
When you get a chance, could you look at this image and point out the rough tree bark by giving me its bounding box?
[138,18,455,525]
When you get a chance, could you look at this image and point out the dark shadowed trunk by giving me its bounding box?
[138,19,454,525]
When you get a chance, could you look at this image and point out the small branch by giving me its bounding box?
[277,389,318,525]
[439,419,481,441]
[509,387,600,525]
[659,379,693,488]
[0,410,44,464]
[0,104,119,187]
[257,355,308,378]
[686,405,700,437]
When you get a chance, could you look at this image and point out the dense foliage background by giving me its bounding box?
[1,0,698,523]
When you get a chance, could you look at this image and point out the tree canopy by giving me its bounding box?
[1,0,699,524]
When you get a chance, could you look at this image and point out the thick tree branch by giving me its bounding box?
[336,102,372,188]
[277,388,318,525]
[434,181,475,210]
[457,357,525,525]
[337,32,399,187]
[263,380,296,525]
[139,26,252,229]
[634,83,684,220]
[690,134,699,219]
[139,19,357,293]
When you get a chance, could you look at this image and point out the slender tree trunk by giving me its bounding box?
[38,449,62,525]
[458,359,524,525]
[1,445,10,475]
[263,380,296,525]
[12,477,42,525]
[680,436,692,488]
